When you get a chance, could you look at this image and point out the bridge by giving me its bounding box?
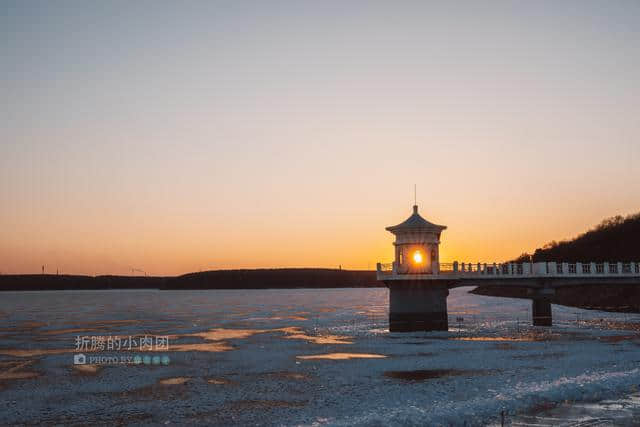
[377,261,640,330]
[378,260,640,285]
[377,204,640,331]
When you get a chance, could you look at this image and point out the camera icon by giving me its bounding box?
[74,354,86,365]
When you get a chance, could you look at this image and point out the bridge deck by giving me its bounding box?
[377,261,640,288]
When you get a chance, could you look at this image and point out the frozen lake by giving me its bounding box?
[1,287,639,425]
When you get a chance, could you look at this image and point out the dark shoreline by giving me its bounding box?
[472,284,640,313]
[0,268,380,291]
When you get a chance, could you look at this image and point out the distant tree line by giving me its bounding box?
[0,269,380,291]
[0,275,163,291]
[514,212,640,263]
[163,268,379,289]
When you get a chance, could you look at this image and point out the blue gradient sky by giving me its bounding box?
[2,1,639,275]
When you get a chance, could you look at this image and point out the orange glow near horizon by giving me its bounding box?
[2,202,639,276]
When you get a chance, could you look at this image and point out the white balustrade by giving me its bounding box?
[378,258,640,279]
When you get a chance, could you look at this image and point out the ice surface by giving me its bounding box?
[0,287,639,425]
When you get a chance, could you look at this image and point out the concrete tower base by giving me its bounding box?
[387,282,449,332]
[532,299,552,326]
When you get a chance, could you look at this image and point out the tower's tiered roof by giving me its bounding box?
[385,205,447,234]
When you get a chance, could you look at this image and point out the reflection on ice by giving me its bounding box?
[207,378,233,385]
[297,353,386,360]
[0,360,39,381]
[167,326,353,353]
[159,377,190,385]
[72,364,100,375]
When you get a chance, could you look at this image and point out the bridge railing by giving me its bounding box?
[379,260,640,278]
[439,263,455,272]
[444,261,640,277]
[376,262,394,274]
[436,262,516,275]
[449,262,516,275]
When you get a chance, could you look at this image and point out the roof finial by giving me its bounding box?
[413,184,418,214]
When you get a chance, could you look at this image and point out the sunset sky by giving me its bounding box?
[2,1,639,276]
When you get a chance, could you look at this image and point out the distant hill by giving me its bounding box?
[163,268,378,289]
[513,212,640,263]
[476,212,640,313]
[0,274,164,291]
[0,269,379,291]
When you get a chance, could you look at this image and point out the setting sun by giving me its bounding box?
[413,251,423,264]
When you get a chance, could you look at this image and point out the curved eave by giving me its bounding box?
[385,224,447,234]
